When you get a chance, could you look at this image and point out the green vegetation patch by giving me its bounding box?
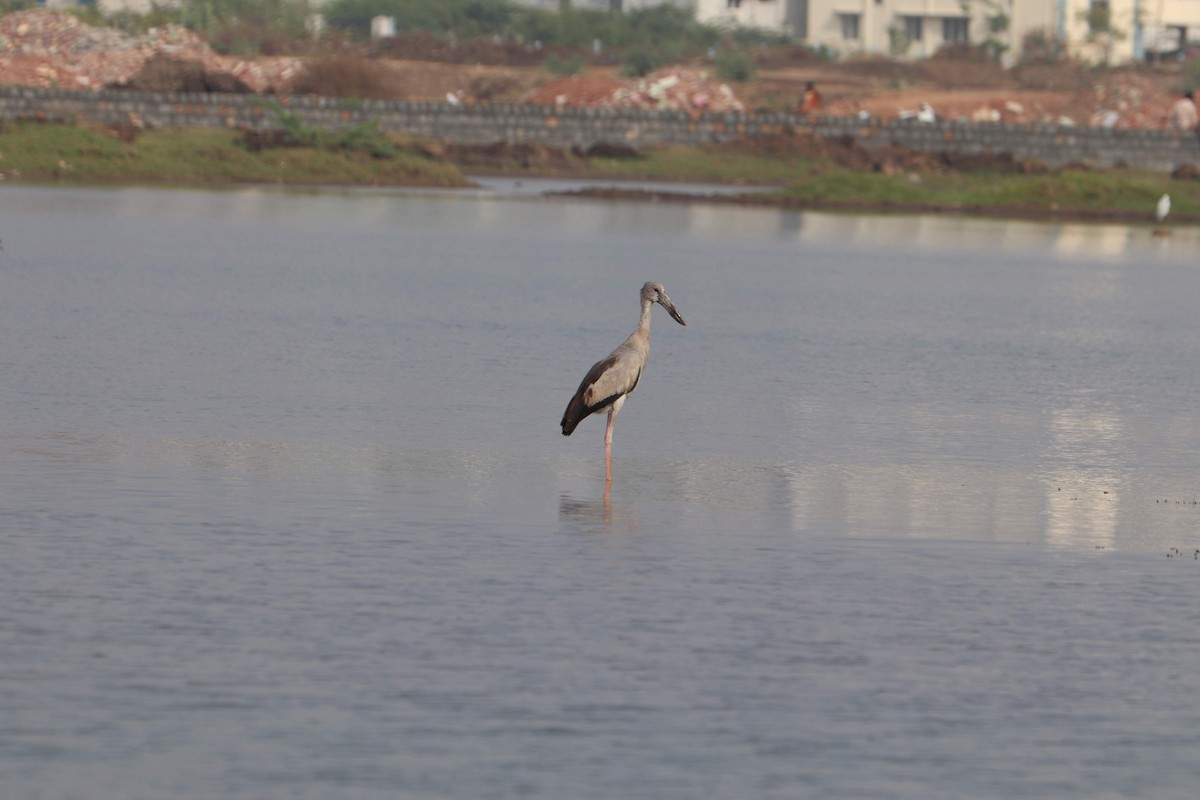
[580,143,1200,222]
[780,168,1199,219]
[777,166,1200,219]
[583,145,818,186]
[3,120,1197,223]
[0,121,468,187]
[0,120,134,179]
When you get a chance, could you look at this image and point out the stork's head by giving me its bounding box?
[642,281,686,326]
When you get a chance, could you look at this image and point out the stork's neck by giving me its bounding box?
[638,297,653,334]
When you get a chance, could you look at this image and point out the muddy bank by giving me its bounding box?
[437,132,1197,223]
[440,130,1052,179]
[715,128,1051,175]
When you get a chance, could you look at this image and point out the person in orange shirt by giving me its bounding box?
[799,81,822,115]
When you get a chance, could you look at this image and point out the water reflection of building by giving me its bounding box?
[791,464,1045,542]
[1052,224,1134,258]
[1043,407,1122,549]
[678,208,1165,261]
[774,403,1124,548]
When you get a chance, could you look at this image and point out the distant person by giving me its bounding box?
[799,82,822,115]
[1168,90,1198,131]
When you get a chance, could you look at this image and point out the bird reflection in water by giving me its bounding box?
[558,490,640,534]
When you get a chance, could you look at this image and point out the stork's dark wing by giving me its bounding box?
[561,352,641,436]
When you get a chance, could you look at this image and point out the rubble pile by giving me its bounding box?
[112,52,252,94]
[525,68,744,112]
[0,8,141,55]
[613,68,744,112]
[820,66,1178,129]
[523,74,624,107]
[0,9,299,92]
[1072,70,1171,129]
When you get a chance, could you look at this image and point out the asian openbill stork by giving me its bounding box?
[561,281,686,483]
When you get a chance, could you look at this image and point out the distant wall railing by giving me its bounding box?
[1,86,1198,173]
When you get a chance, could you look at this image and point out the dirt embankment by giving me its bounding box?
[2,9,1190,131]
[744,55,1181,129]
[2,8,1196,191]
[0,9,301,91]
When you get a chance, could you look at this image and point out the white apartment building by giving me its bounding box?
[1009,0,1200,63]
[693,0,998,57]
[510,1,692,9]
[37,0,1200,65]
[1067,0,1200,62]
[694,0,1200,64]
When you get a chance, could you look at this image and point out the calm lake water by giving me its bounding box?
[3,183,1200,799]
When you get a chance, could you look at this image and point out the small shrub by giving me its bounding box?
[256,100,398,158]
[887,26,911,58]
[714,50,756,82]
[1020,28,1068,64]
[1184,56,1200,93]
[208,20,311,57]
[544,53,586,76]
[333,117,399,158]
[932,43,995,62]
[621,46,665,78]
[810,43,839,62]
[468,73,521,102]
[289,55,394,100]
[105,8,179,35]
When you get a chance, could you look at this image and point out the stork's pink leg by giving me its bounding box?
[604,408,615,483]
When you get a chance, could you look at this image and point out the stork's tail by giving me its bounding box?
[561,393,586,436]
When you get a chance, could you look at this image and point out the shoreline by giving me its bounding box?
[0,120,1194,226]
[4,166,1188,227]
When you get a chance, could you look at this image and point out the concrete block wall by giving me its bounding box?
[1,86,1198,173]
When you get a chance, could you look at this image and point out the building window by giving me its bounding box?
[942,17,969,44]
[903,16,923,42]
[840,13,861,40]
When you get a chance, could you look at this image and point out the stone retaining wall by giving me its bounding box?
[2,85,1198,172]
